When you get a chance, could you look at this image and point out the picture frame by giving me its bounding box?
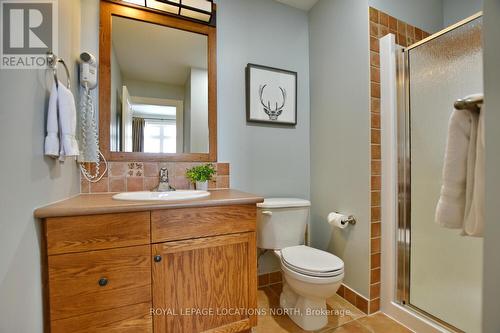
[246,63,297,125]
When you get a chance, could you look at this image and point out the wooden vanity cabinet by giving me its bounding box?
[42,204,257,333]
[152,233,257,333]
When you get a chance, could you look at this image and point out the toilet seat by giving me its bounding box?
[281,245,344,274]
[278,245,344,280]
[281,260,344,284]
[282,260,344,278]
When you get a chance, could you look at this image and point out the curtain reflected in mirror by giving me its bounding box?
[132,117,145,152]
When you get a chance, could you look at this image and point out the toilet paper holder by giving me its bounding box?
[341,215,357,225]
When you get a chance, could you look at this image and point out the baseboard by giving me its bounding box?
[258,271,282,288]
[336,284,370,314]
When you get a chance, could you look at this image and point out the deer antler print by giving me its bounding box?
[259,84,287,121]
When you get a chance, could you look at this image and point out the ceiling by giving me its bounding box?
[274,0,319,11]
[131,104,177,117]
[112,16,207,86]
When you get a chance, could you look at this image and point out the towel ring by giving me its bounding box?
[47,52,71,89]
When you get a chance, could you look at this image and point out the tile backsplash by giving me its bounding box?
[81,162,230,193]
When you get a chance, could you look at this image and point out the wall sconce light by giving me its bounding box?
[122,0,214,23]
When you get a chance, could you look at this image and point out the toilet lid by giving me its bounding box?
[281,245,344,275]
[257,198,311,208]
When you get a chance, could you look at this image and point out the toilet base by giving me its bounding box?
[279,282,328,331]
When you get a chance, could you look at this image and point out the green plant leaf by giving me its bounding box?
[185,163,216,182]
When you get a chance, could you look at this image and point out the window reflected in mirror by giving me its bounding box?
[110,15,209,154]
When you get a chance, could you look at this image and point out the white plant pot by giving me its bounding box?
[195,181,208,191]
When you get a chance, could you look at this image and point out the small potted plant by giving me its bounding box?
[185,163,216,190]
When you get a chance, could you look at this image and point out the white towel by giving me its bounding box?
[435,108,479,229]
[44,81,79,159]
[463,105,484,237]
[44,81,59,157]
[57,83,79,158]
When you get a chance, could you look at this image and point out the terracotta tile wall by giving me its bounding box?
[81,162,230,193]
[368,7,430,314]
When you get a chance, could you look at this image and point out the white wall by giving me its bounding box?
[369,0,444,32]
[183,68,209,153]
[0,1,82,332]
[482,0,500,331]
[110,45,123,151]
[309,0,371,297]
[122,77,186,101]
[443,0,483,27]
[217,0,310,273]
[188,68,209,153]
[184,73,192,152]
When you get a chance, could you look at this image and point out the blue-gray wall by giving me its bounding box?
[0,1,82,331]
[217,0,310,201]
[309,0,371,297]
[443,0,483,27]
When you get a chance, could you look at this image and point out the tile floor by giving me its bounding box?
[256,284,413,333]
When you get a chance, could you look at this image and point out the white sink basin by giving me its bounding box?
[112,190,210,201]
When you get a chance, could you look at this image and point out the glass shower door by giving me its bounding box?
[402,17,483,333]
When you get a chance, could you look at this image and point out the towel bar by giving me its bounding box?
[454,95,483,112]
[47,51,71,89]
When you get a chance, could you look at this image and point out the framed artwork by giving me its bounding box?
[246,63,297,125]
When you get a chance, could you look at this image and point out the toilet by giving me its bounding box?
[257,198,344,331]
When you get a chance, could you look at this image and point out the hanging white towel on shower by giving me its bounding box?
[435,106,478,229]
[463,105,485,237]
[435,97,484,237]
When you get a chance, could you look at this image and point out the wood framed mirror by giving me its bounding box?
[99,1,217,162]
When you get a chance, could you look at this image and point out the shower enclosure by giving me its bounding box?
[395,14,483,333]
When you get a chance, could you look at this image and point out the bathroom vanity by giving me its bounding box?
[34,190,263,333]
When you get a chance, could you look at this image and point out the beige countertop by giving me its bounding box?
[34,189,264,219]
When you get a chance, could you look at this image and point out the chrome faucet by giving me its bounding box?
[155,168,175,192]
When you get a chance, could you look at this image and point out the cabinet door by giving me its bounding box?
[48,245,152,321]
[152,232,257,333]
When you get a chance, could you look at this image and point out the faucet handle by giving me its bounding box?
[159,167,169,181]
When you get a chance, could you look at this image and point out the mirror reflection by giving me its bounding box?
[110,16,209,154]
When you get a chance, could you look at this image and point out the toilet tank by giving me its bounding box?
[256,198,311,250]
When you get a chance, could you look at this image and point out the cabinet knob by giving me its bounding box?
[154,255,162,263]
[98,277,108,287]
